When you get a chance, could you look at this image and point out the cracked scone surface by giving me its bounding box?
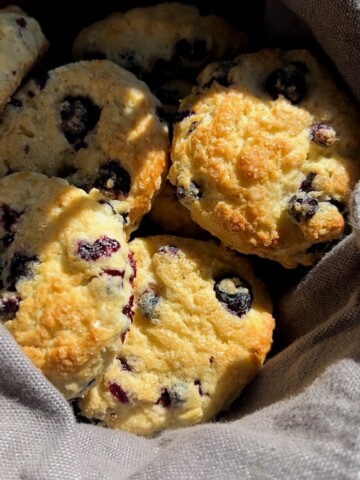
[0,172,135,399]
[78,235,274,436]
[0,60,169,230]
[169,49,360,268]
[72,3,246,86]
[0,5,48,111]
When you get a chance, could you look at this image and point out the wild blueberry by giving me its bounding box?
[6,253,40,291]
[157,245,179,256]
[300,172,317,192]
[0,293,20,320]
[156,387,183,408]
[214,275,253,317]
[173,109,195,123]
[288,192,319,222]
[9,97,22,108]
[0,204,23,233]
[77,236,120,261]
[33,72,49,90]
[266,64,307,104]
[201,61,233,89]
[16,17,27,29]
[93,161,131,199]
[138,288,160,320]
[60,96,101,149]
[310,123,337,147]
[176,181,202,203]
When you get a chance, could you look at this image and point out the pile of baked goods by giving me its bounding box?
[0,3,359,436]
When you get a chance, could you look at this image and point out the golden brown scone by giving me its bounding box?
[169,49,360,268]
[0,60,169,232]
[78,235,274,436]
[0,5,48,111]
[0,173,135,399]
[148,181,207,237]
[72,3,247,86]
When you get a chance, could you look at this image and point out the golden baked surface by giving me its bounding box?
[0,60,169,230]
[0,173,135,399]
[72,3,246,85]
[169,49,360,268]
[0,5,48,112]
[78,235,274,436]
[149,181,206,237]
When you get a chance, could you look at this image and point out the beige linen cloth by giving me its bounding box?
[0,1,359,478]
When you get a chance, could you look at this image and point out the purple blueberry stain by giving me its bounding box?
[122,294,134,322]
[77,236,120,261]
[120,330,128,344]
[128,252,137,285]
[0,293,20,320]
[16,17,27,28]
[209,356,214,364]
[60,96,101,150]
[6,253,40,291]
[93,161,131,199]
[102,269,125,278]
[109,382,129,403]
[214,275,253,317]
[117,357,132,372]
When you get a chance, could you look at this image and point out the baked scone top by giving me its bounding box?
[170,49,360,268]
[0,173,135,399]
[78,235,274,436]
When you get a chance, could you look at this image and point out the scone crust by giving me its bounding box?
[78,235,274,436]
[169,49,360,267]
[0,5,48,110]
[0,60,169,229]
[0,173,134,399]
[149,181,206,237]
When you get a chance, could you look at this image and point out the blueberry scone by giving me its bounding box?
[77,235,274,436]
[0,60,169,231]
[0,172,135,399]
[148,181,206,238]
[72,3,246,87]
[0,5,48,111]
[169,49,360,268]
